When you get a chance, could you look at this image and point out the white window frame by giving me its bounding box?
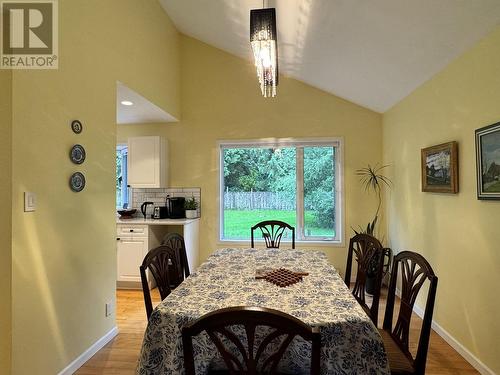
[116,144,129,209]
[217,137,344,246]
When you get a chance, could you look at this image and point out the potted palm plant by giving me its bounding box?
[184,197,198,219]
[355,164,392,294]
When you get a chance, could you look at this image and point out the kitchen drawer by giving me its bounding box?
[116,224,148,237]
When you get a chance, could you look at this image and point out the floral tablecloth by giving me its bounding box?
[137,248,389,374]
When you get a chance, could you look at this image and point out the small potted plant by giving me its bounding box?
[184,197,198,219]
[355,164,392,294]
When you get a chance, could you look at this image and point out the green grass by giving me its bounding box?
[223,209,334,239]
[484,180,500,192]
[426,175,449,185]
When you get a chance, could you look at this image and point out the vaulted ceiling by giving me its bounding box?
[160,0,500,112]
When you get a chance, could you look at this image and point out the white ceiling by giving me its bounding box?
[116,82,178,124]
[160,0,500,112]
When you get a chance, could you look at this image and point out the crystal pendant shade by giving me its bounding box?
[250,8,278,97]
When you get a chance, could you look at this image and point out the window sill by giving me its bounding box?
[217,239,345,248]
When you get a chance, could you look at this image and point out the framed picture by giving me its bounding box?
[421,141,458,193]
[475,122,500,200]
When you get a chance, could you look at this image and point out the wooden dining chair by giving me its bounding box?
[182,306,321,375]
[379,251,438,375]
[344,234,385,325]
[161,233,190,288]
[140,245,174,319]
[250,220,295,249]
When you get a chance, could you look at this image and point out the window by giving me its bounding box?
[219,139,342,243]
[116,145,129,208]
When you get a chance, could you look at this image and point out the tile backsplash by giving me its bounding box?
[131,187,201,217]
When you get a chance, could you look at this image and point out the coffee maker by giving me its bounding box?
[165,196,185,218]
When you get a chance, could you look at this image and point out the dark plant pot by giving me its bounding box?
[365,247,392,295]
[365,275,376,295]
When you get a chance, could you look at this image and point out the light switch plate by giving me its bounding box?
[24,192,36,212]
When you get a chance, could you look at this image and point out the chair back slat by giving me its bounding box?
[251,220,295,249]
[182,306,320,374]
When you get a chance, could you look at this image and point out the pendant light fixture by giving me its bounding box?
[250,1,278,97]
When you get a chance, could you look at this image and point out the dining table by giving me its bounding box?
[136,248,390,374]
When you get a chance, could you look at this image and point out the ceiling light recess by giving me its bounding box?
[250,6,278,98]
[120,100,134,106]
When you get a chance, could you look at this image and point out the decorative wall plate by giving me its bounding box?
[70,172,85,192]
[71,120,83,134]
[70,144,86,164]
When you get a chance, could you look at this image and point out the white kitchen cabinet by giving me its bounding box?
[127,136,167,188]
[116,237,147,283]
[116,224,159,287]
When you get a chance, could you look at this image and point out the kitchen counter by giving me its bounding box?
[116,217,199,225]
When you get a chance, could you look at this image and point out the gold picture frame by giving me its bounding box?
[421,141,458,193]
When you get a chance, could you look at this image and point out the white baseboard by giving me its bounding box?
[395,289,494,375]
[57,326,119,375]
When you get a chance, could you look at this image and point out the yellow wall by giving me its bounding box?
[10,1,180,374]
[118,35,383,270]
[10,1,500,372]
[383,26,500,373]
[0,70,12,374]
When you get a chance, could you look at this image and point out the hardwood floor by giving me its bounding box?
[75,289,162,375]
[76,288,478,374]
[376,288,478,375]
